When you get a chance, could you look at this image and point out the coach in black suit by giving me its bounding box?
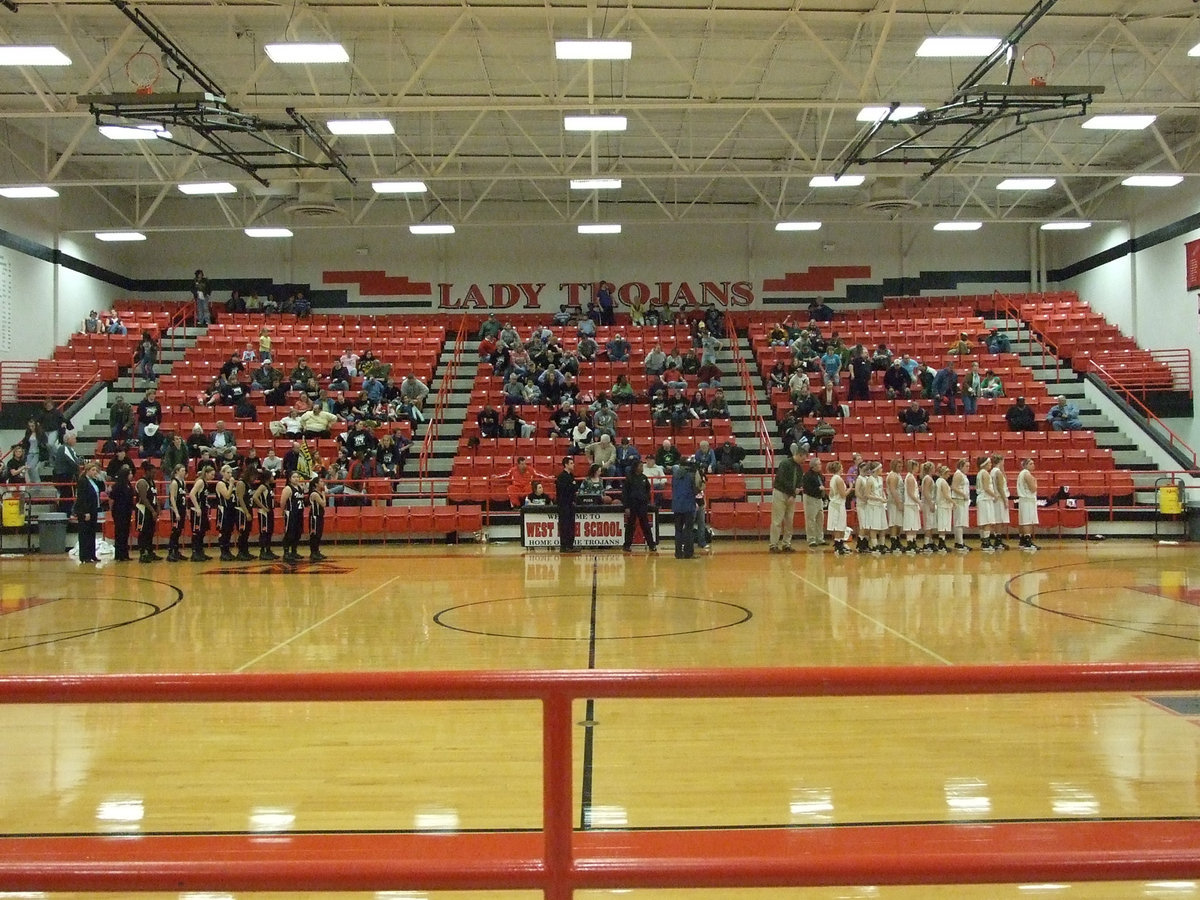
[74,461,103,563]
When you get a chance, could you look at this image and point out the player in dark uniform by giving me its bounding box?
[215,464,237,562]
[166,463,188,562]
[134,459,161,562]
[251,467,278,560]
[307,474,328,561]
[189,463,215,562]
[280,470,306,563]
[234,462,256,561]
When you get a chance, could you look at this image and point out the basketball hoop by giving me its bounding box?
[1021,42,1055,88]
[125,50,161,96]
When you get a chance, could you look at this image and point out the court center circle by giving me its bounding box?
[434,593,752,640]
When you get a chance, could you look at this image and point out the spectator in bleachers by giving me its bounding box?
[883,359,913,400]
[578,464,614,505]
[700,328,722,366]
[932,361,959,415]
[899,353,919,379]
[817,380,840,418]
[597,281,616,326]
[615,436,641,479]
[586,434,618,475]
[1005,396,1037,431]
[226,290,246,314]
[140,422,165,458]
[478,331,498,364]
[961,361,983,416]
[768,360,789,392]
[191,269,211,326]
[344,420,379,457]
[606,333,631,362]
[162,432,190,475]
[502,373,525,406]
[899,399,930,434]
[106,446,134,481]
[708,389,731,420]
[538,366,567,406]
[250,358,279,392]
[523,481,551,507]
[547,399,578,440]
[715,439,745,474]
[500,407,536,439]
[808,299,834,322]
[275,408,303,440]
[210,420,237,455]
[871,342,893,372]
[257,326,272,361]
[478,313,502,342]
[1046,396,1083,431]
[820,345,842,386]
[135,388,161,443]
[787,368,810,402]
[185,422,209,456]
[696,359,723,390]
[341,348,362,376]
[607,374,633,405]
[576,316,597,340]
[569,418,593,451]
[84,310,101,334]
[240,343,257,365]
[980,369,1005,399]
[687,389,709,424]
[661,363,688,393]
[592,403,619,442]
[985,327,1011,354]
[644,344,667,375]
[629,293,648,327]
[577,333,598,362]
[692,440,717,473]
[948,332,973,356]
[503,456,550,508]
[477,403,501,439]
[499,322,523,351]
[552,304,574,326]
[916,361,935,399]
[376,435,405,480]
[812,417,836,452]
[655,437,681,469]
[290,357,316,390]
[109,394,134,444]
[3,444,29,484]
[847,348,872,402]
[106,312,128,335]
[300,405,337,439]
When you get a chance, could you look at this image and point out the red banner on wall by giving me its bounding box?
[1186,238,1200,291]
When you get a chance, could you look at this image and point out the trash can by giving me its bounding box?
[37,512,68,554]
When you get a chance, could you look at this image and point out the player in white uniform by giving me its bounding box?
[990,454,1011,551]
[951,458,972,552]
[919,461,937,553]
[867,462,888,554]
[852,461,874,553]
[885,459,904,553]
[825,461,850,556]
[975,456,996,551]
[902,459,922,553]
[934,465,954,553]
[1017,458,1040,551]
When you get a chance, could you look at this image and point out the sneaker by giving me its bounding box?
[310,551,327,561]
[769,546,781,553]
[219,551,236,562]
[191,553,211,562]
[780,545,795,553]
[259,549,279,560]
[235,551,255,561]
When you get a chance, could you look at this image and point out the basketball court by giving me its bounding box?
[0,540,1198,898]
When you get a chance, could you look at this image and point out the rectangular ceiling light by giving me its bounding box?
[997,178,1056,191]
[410,224,455,235]
[916,37,1003,57]
[1122,174,1183,187]
[857,105,924,123]
[564,115,627,132]
[934,221,983,231]
[809,175,865,187]
[555,40,632,60]
[578,223,621,234]
[264,43,348,64]
[775,221,822,231]
[178,182,237,195]
[0,46,71,66]
[95,231,146,242]
[1040,221,1092,231]
[1082,114,1156,130]
[372,180,428,194]
[327,119,394,135]
[0,186,59,198]
[99,124,170,140]
[244,227,293,238]
[570,178,622,190]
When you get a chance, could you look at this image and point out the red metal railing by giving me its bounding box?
[726,321,775,475]
[417,317,464,483]
[1,664,1199,895]
[1086,357,1198,470]
[0,360,104,412]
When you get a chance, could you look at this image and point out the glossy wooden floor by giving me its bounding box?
[1,539,1199,900]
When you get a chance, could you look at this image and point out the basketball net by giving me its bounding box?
[125,50,161,96]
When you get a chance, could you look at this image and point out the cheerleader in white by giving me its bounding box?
[919,461,937,553]
[975,456,996,551]
[934,466,954,553]
[1017,458,1040,551]
[902,459,922,553]
[885,459,905,553]
[990,454,1011,551]
[951,458,972,552]
[826,461,850,556]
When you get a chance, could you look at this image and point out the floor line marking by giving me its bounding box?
[235,574,403,672]
[790,571,954,665]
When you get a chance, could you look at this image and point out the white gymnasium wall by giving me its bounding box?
[123,217,1035,313]
[1049,182,1200,453]
[0,199,128,362]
